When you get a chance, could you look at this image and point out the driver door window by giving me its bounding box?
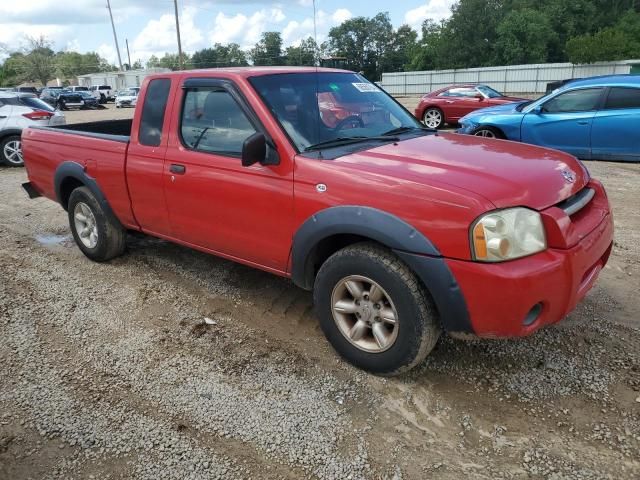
[180,88,256,157]
[542,88,603,113]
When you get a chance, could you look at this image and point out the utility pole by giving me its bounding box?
[106,0,123,71]
[126,39,132,70]
[173,0,184,70]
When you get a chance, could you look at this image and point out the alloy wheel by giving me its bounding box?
[74,202,99,249]
[331,275,399,353]
[423,109,442,129]
[474,129,496,138]
[3,139,23,165]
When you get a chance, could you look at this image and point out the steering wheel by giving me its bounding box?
[334,115,364,131]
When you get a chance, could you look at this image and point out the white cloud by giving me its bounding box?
[209,8,287,49]
[281,8,352,46]
[131,7,204,62]
[332,8,352,25]
[404,0,455,32]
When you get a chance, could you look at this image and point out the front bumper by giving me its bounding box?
[445,211,614,337]
[457,122,476,134]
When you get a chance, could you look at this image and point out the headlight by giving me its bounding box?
[471,208,546,262]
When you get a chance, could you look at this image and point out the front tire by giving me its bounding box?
[0,135,24,167]
[68,187,126,262]
[472,126,504,139]
[314,243,441,375]
[423,108,444,129]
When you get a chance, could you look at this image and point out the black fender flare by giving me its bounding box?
[290,206,473,333]
[53,161,123,228]
[0,128,23,141]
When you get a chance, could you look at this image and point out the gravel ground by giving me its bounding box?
[0,105,639,479]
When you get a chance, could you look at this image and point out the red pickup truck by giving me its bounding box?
[21,67,614,375]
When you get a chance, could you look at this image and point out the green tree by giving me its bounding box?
[147,52,192,70]
[284,37,317,66]
[191,43,248,68]
[384,24,419,72]
[327,12,410,79]
[566,10,640,63]
[250,32,285,66]
[22,36,56,86]
[494,9,555,64]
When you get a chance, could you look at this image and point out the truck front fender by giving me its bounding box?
[290,206,473,333]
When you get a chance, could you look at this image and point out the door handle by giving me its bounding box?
[577,121,589,125]
[0,115,7,119]
[169,164,186,174]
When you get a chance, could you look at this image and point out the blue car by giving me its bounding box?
[458,75,640,162]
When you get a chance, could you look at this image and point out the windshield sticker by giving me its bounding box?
[352,82,380,93]
[329,83,340,92]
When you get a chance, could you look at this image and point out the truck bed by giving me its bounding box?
[35,119,133,143]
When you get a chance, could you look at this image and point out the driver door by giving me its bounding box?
[163,78,294,273]
[521,87,603,159]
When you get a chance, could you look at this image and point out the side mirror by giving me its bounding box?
[531,105,543,114]
[475,94,485,101]
[241,132,280,167]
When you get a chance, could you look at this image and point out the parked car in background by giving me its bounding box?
[21,68,613,375]
[415,84,526,129]
[68,86,90,93]
[89,85,114,103]
[77,91,101,109]
[115,88,139,108]
[0,92,64,166]
[40,88,85,110]
[458,75,640,162]
[13,86,40,97]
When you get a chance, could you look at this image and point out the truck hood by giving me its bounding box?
[340,132,589,210]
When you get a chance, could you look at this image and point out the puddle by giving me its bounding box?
[35,234,72,246]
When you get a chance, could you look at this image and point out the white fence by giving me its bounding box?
[380,61,638,96]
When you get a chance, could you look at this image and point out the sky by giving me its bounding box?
[0,0,456,67]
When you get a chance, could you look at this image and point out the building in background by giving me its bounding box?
[77,68,170,89]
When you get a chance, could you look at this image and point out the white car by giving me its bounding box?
[0,92,65,166]
[90,85,114,103]
[115,88,139,108]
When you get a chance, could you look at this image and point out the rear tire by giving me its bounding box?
[314,242,441,375]
[0,135,24,167]
[68,187,126,262]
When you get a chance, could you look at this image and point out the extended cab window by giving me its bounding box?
[604,87,640,110]
[542,88,602,113]
[139,78,171,147]
[180,88,256,156]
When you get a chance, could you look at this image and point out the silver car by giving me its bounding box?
[0,92,65,166]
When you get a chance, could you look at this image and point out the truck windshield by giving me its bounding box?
[249,72,424,152]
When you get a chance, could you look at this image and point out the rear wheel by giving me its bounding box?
[99,94,106,104]
[68,187,126,262]
[0,135,24,167]
[423,108,444,129]
[472,126,504,139]
[314,242,441,375]
[57,99,67,111]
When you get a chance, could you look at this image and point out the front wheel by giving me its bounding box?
[68,187,126,262]
[472,126,504,139]
[423,108,444,129]
[0,135,24,167]
[314,243,441,375]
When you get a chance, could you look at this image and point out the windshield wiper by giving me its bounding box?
[381,125,435,136]
[304,136,399,152]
